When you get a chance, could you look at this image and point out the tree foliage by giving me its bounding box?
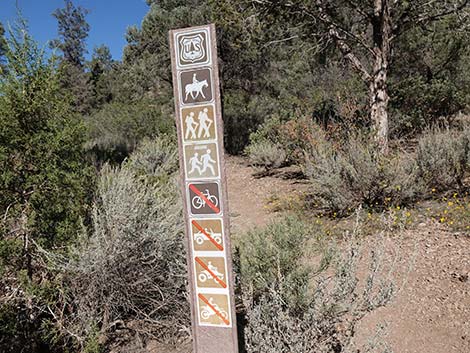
[251,0,470,152]
[0,21,94,353]
[0,22,7,74]
[51,0,90,67]
[51,0,93,114]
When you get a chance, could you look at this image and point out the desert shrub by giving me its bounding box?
[51,138,189,349]
[305,135,423,214]
[416,128,468,191]
[245,140,287,170]
[462,125,470,167]
[279,116,331,164]
[239,218,395,353]
[239,218,312,309]
[85,100,175,164]
[246,115,328,167]
[125,135,178,184]
[224,92,284,155]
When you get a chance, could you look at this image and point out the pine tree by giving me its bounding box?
[89,45,114,108]
[51,0,93,114]
[0,22,7,74]
[51,0,90,67]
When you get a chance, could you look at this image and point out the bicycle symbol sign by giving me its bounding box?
[188,182,221,215]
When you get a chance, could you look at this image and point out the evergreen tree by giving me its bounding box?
[0,22,7,74]
[51,0,89,67]
[0,21,94,352]
[51,0,93,114]
[89,44,114,108]
[252,0,470,152]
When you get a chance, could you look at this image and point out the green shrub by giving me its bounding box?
[85,100,175,163]
[462,125,470,167]
[416,128,468,191]
[239,218,395,353]
[305,135,423,214]
[239,218,312,309]
[224,92,284,155]
[390,77,465,136]
[0,22,94,353]
[124,135,178,184]
[246,115,328,167]
[245,140,287,170]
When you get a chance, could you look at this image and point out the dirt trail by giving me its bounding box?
[356,226,470,353]
[226,155,308,235]
[225,156,470,353]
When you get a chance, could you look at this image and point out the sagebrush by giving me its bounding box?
[238,217,396,353]
[47,138,189,350]
[416,128,469,191]
[305,134,423,214]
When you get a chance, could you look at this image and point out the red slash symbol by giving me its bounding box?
[195,257,227,288]
[192,220,224,251]
[189,184,220,213]
[198,293,230,325]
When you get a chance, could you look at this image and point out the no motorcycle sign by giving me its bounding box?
[170,24,239,353]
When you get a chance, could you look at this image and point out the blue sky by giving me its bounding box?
[0,0,149,60]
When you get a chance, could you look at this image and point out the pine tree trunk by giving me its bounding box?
[371,0,392,154]
[370,57,389,154]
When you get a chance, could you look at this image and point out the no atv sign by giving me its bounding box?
[170,25,239,353]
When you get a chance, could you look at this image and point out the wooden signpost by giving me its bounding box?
[169,24,239,353]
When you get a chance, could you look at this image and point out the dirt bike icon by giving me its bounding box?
[194,228,222,245]
[200,297,228,321]
[198,262,224,283]
[191,189,218,210]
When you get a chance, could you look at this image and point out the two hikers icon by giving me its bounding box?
[188,149,217,176]
[184,107,213,140]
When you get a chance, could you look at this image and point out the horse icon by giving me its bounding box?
[185,73,208,101]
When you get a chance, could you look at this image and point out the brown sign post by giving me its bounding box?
[169,24,239,353]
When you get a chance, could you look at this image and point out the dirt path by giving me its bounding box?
[226,156,470,353]
[226,155,308,235]
[356,225,470,353]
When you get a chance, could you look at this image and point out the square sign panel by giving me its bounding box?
[197,293,231,327]
[191,218,224,252]
[184,142,220,180]
[188,182,222,216]
[179,68,213,105]
[194,256,227,289]
[175,28,211,69]
[181,104,217,143]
